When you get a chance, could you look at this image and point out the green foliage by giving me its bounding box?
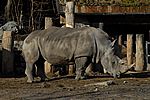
[59,0,150,6]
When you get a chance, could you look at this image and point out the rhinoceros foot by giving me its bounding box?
[75,76,87,80]
[27,80,34,83]
[75,73,88,80]
[40,77,49,82]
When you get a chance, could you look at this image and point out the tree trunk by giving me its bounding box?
[5,0,12,21]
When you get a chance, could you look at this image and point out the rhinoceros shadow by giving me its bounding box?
[37,71,150,83]
[121,71,150,78]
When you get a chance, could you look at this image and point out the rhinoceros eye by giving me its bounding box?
[112,61,115,65]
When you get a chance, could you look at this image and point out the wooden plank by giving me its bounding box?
[2,31,14,75]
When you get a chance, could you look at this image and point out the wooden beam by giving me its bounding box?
[135,34,144,71]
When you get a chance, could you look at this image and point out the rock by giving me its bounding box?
[123,81,128,83]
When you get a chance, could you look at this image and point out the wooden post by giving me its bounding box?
[65,1,75,28]
[44,17,54,74]
[44,62,53,74]
[135,34,144,71]
[118,35,122,51]
[117,34,123,58]
[127,34,133,66]
[148,30,150,42]
[45,17,53,29]
[99,23,103,30]
[2,31,14,75]
[147,31,150,70]
[118,34,122,46]
[65,1,75,75]
[68,64,74,75]
[146,41,150,71]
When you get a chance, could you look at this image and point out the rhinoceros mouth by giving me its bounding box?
[112,72,121,78]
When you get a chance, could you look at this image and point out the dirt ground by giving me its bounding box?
[0,72,150,100]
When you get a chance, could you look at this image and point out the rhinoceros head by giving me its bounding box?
[1,21,19,33]
[100,40,133,78]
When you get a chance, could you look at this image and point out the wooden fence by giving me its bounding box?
[0,1,149,75]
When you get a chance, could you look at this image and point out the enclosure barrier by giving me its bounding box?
[44,17,54,74]
[135,34,144,71]
[1,31,14,75]
[146,41,150,71]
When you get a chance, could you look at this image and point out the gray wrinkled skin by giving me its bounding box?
[0,21,19,39]
[22,26,128,83]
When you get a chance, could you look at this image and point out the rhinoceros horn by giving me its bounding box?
[120,63,135,74]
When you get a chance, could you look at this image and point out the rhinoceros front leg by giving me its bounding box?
[75,57,89,80]
[25,63,34,83]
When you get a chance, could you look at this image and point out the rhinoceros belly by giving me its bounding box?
[45,54,70,65]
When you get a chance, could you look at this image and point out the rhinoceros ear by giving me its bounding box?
[0,26,4,30]
[111,39,117,47]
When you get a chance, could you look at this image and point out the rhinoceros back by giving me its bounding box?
[36,27,96,64]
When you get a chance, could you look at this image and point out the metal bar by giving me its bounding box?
[146,41,150,64]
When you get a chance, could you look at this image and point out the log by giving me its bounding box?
[118,34,123,58]
[44,62,53,74]
[44,17,54,74]
[2,31,14,75]
[99,22,103,29]
[127,34,133,66]
[68,64,74,75]
[45,17,53,29]
[65,1,75,75]
[84,80,114,87]
[65,1,75,28]
[135,34,144,71]
[118,34,122,46]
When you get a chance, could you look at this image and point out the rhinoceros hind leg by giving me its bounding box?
[25,63,34,83]
[36,59,48,82]
[75,57,89,80]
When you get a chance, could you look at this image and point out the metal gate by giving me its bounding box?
[146,41,150,66]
